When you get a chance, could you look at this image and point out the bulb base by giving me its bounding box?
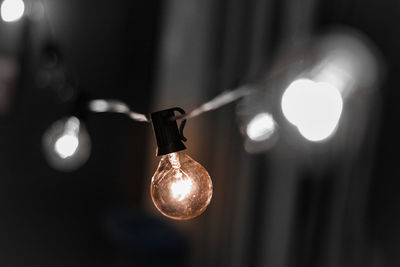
[151,108,186,156]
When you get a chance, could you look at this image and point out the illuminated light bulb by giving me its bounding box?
[55,134,79,158]
[151,151,212,220]
[246,112,276,142]
[1,0,24,22]
[236,89,279,153]
[42,116,91,171]
[281,78,343,142]
[150,108,213,220]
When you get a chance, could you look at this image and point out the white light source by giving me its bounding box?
[170,171,193,201]
[1,0,25,22]
[281,78,343,142]
[42,116,91,171]
[55,134,79,159]
[246,112,276,142]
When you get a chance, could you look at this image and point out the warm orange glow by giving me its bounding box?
[150,151,213,220]
[170,171,193,201]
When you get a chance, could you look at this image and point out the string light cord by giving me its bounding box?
[88,85,255,123]
[173,85,255,120]
[88,99,150,122]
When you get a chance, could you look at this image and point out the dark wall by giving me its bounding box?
[0,0,170,266]
[318,0,400,266]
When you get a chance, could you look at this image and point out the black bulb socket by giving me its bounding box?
[151,108,187,156]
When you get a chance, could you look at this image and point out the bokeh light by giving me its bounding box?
[1,0,24,22]
[55,134,79,159]
[246,112,276,142]
[281,78,343,142]
[42,116,91,171]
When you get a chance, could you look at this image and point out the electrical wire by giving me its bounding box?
[173,85,255,120]
[88,85,255,123]
[34,1,257,123]
[88,99,150,122]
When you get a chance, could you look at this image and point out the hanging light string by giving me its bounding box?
[85,58,297,123]
[167,55,322,121]
[88,85,255,123]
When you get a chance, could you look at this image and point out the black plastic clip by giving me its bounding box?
[171,107,187,142]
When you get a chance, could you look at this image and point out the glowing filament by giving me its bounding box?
[170,171,193,201]
[168,152,181,169]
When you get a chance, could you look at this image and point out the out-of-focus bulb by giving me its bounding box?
[281,78,343,141]
[1,0,24,22]
[246,112,276,142]
[236,89,279,153]
[150,151,212,220]
[42,116,91,171]
[55,134,79,158]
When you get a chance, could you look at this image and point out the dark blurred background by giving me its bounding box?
[0,0,398,266]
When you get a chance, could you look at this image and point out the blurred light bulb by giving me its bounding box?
[55,134,79,158]
[42,116,91,171]
[236,89,279,153]
[1,0,24,22]
[246,112,276,142]
[151,151,212,220]
[281,78,343,141]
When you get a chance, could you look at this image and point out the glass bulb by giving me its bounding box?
[150,151,212,220]
[42,116,91,171]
